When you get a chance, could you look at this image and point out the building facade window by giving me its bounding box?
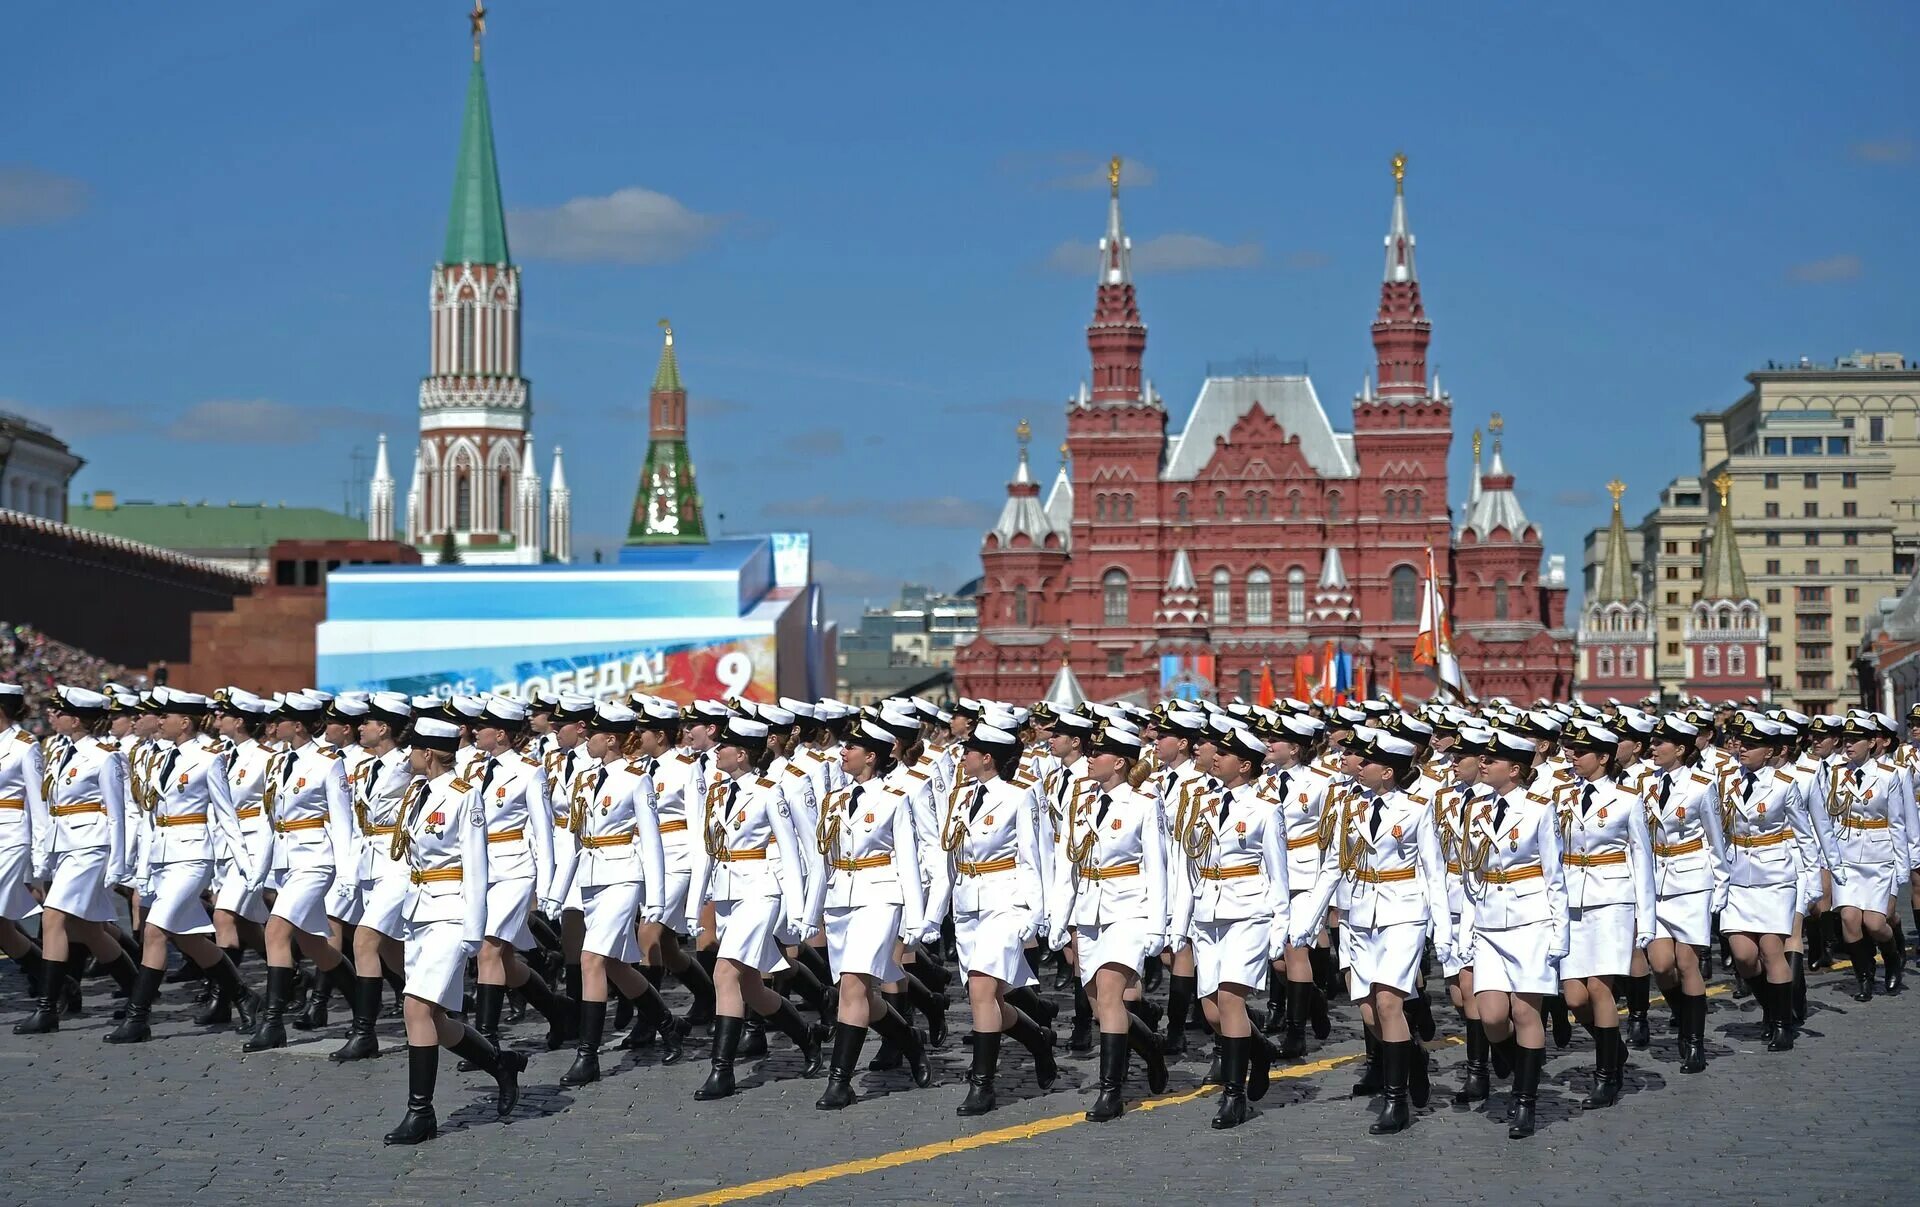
[1237,669,1253,701]
[1102,569,1128,625]
[1212,569,1231,623]
[455,472,472,530]
[1390,565,1418,623]
[1728,645,1746,676]
[1287,567,1306,622]
[1621,647,1636,677]
[1107,651,1124,675]
[1703,645,1720,676]
[1493,578,1509,620]
[1598,648,1614,677]
[1176,493,1190,522]
[1246,568,1272,624]
[1012,584,1028,626]
[1327,491,1342,521]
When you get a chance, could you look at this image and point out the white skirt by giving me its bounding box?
[715,896,785,975]
[1560,902,1635,980]
[1440,912,1470,978]
[826,903,903,982]
[1076,918,1153,985]
[1471,921,1560,995]
[0,844,38,919]
[954,908,1037,988]
[1343,920,1425,1001]
[1193,916,1270,998]
[403,917,468,1011]
[145,860,214,936]
[1832,862,1901,914]
[357,867,409,940]
[658,869,692,930]
[270,864,333,938]
[43,844,116,922]
[212,857,270,924]
[1723,882,1794,935]
[325,875,363,925]
[581,882,642,962]
[1654,889,1712,947]
[485,876,536,948]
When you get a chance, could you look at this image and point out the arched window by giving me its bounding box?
[455,471,473,530]
[1411,490,1423,517]
[1095,495,1106,522]
[1246,568,1272,624]
[1175,493,1190,522]
[1598,648,1614,677]
[1214,491,1227,519]
[1108,414,1119,433]
[457,300,474,373]
[1288,491,1302,518]
[1390,565,1418,623]
[1244,490,1257,518]
[1102,569,1129,625]
[497,470,512,534]
[1211,569,1231,623]
[1327,491,1342,521]
[1620,647,1636,677]
[1493,578,1509,620]
[1287,567,1307,623]
[1257,492,1270,520]
[1728,645,1746,675]
[1237,669,1253,702]
[1703,645,1721,676]
[1013,584,1029,626]
[1123,494,1135,521]
[1385,491,1399,517]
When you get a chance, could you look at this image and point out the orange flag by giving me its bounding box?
[1389,660,1402,704]
[1257,662,1276,708]
[1292,654,1313,703]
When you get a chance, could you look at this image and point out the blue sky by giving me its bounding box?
[5,2,1914,624]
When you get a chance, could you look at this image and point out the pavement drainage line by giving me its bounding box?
[644,966,1855,1207]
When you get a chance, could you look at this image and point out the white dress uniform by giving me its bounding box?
[1722,766,1818,935]
[926,774,1046,988]
[1048,781,1169,983]
[1155,759,1216,945]
[1171,781,1289,998]
[818,777,926,982]
[326,746,379,921]
[249,742,354,937]
[215,736,274,924]
[1430,779,1494,976]
[686,772,811,974]
[471,750,553,949]
[350,746,416,938]
[138,736,245,936]
[395,770,489,1011]
[884,761,939,882]
[770,756,823,927]
[1827,760,1911,913]
[543,743,595,912]
[549,761,666,963]
[1457,787,1568,994]
[1641,764,1729,945]
[1294,786,1453,1000]
[36,734,130,922]
[646,749,704,926]
[0,723,46,919]
[1557,775,1657,980]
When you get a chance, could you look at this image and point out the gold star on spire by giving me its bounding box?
[1713,470,1734,505]
[1488,411,1504,435]
[1016,417,1032,447]
[1059,440,1070,468]
[1606,479,1627,510]
[1392,150,1407,194]
[470,2,487,61]
[1108,155,1122,198]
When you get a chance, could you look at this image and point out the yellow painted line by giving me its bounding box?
[645,1049,1359,1207]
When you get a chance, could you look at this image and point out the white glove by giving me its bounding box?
[1829,864,1849,887]
[1634,932,1655,951]
[1712,884,1730,914]
[1016,909,1042,943]
[640,905,664,925]
[539,898,563,918]
[1048,921,1072,953]
[1432,943,1455,971]
[1548,931,1569,962]
[915,923,942,947]
[684,915,705,942]
[1267,923,1289,962]
[1288,927,1316,951]
[1142,934,1166,963]
[461,938,483,962]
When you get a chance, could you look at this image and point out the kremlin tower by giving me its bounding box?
[627,321,709,546]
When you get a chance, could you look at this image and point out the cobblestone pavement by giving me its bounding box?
[1,958,1914,1207]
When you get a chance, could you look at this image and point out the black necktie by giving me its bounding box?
[968,783,987,821]
[645,756,659,778]
[1163,769,1177,798]
[158,748,179,788]
[1492,796,1508,833]
[562,749,576,783]
[1219,786,1232,827]
[1657,773,1672,809]
[280,753,296,786]
[60,742,79,773]
[1096,791,1113,826]
[725,781,739,817]
[592,767,607,797]
[1580,784,1595,816]
[1276,770,1292,800]
[697,752,710,779]
[848,784,864,819]
[1369,797,1385,838]
[480,756,500,796]
[1853,768,1865,786]
[1741,771,1757,802]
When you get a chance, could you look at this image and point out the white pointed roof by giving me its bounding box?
[372,433,393,484]
[1318,546,1348,589]
[1099,170,1131,286]
[1461,442,1532,539]
[1164,375,1357,481]
[990,445,1058,546]
[1043,462,1073,547]
[520,436,537,476]
[1166,547,1197,592]
[406,448,423,496]
[549,445,568,491]
[1384,180,1417,283]
[1043,660,1088,709]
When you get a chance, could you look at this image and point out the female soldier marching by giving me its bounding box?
[1638,715,1728,1073]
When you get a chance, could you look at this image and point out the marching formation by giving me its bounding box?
[2,679,1915,1144]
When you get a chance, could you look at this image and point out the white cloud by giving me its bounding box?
[1045,232,1262,275]
[510,187,727,265]
[1785,254,1862,284]
[166,399,385,444]
[0,165,88,226]
[1851,139,1913,164]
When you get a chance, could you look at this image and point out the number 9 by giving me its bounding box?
[716,651,753,698]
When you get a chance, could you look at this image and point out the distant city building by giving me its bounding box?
[836,583,979,705]
[0,411,82,522]
[956,155,1572,705]
[68,493,365,577]
[1581,352,1920,711]
[369,20,568,564]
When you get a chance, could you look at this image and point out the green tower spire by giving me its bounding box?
[1701,471,1750,600]
[1594,479,1637,603]
[627,320,708,545]
[443,7,510,267]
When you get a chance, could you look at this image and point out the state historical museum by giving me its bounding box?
[955,158,1574,705]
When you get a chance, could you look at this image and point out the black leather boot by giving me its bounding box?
[1545,994,1571,1048]
[1351,1030,1382,1096]
[1126,1011,1169,1094]
[1765,981,1795,1051]
[816,1021,868,1110]
[739,1014,769,1058]
[1006,985,1057,1027]
[1068,978,1094,1052]
[292,964,338,1032]
[1202,1035,1223,1085]
[1453,1018,1490,1104]
[1743,976,1774,1041]
[1678,993,1707,1074]
[1086,1031,1130,1122]
[1260,972,1286,1037]
[1581,1027,1622,1108]
[1489,1033,1516,1080]
[332,976,384,1061]
[243,965,295,1051]
[1507,1045,1543,1139]
[1880,935,1906,994]
[1368,1039,1411,1134]
[1626,975,1651,1048]
[383,1045,440,1145]
[678,952,716,1026]
[1405,984,1436,1043]
[1408,1036,1431,1108]
[104,964,164,1044]
[627,982,684,1064]
[513,967,576,1051]
[870,1002,927,1086]
[1806,915,1830,969]
[904,971,949,1048]
[1163,973,1195,1055]
[459,984,504,1070]
[1211,1035,1251,1130]
[956,1030,1001,1116]
[450,1021,526,1116]
[12,956,71,1034]
[203,954,260,1031]
[561,999,606,1086]
[1247,1031,1275,1102]
[1851,939,1875,1002]
[1790,952,1808,1023]
[1278,981,1310,1058]
[1308,980,1331,1039]
[1003,1006,1059,1091]
[696,1015,744,1099]
[623,967,665,1047]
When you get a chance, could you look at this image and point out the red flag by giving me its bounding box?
[1389,660,1402,704]
[1292,654,1313,703]
[1354,661,1369,701]
[1257,662,1276,708]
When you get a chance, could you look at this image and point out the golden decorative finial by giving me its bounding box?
[1391,150,1407,193]
[470,2,487,61]
[1108,155,1122,198]
[1471,428,1482,461]
[1606,479,1627,510]
[1488,411,1504,435]
[658,317,673,346]
[1713,470,1733,505]
[1016,418,1032,447]
[1059,440,1070,468]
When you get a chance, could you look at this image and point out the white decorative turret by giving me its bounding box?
[514,437,542,553]
[404,448,424,546]
[368,433,395,542]
[1042,659,1088,710]
[1154,547,1209,627]
[1308,546,1359,623]
[547,445,571,563]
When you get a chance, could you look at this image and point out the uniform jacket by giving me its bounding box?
[1559,775,1657,935]
[1169,780,1289,941]
[1295,785,1451,940]
[1828,760,1912,875]
[1723,765,1820,891]
[251,741,354,885]
[1265,761,1334,889]
[397,770,488,943]
[819,777,928,937]
[1636,764,1730,900]
[472,750,555,900]
[1457,786,1568,946]
[686,772,812,931]
[351,746,415,882]
[0,725,45,857]
[139,737,240,879]
[926,773,1046,922]
[548,760,666,913]
[1048,781,1169,935]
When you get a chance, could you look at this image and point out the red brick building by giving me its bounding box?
[956,159,1573,704]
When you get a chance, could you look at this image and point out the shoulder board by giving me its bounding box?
[1525,791,1549,804]
[1012,775,1034,788]
[785,763,805,777]
[676,753,697,764]
[14,732,37,747]
[1774,770,1794,783]
[1689,771,1712,785]
[98,739,120,752]
[321,749,343,760]
[1409,793,1429,806]
[881,784,907,797]
[1552,768,1573,781]
[756,776,776,788]
[906,768,929,780]
[450,778,472,792]
[802,749,827,763]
